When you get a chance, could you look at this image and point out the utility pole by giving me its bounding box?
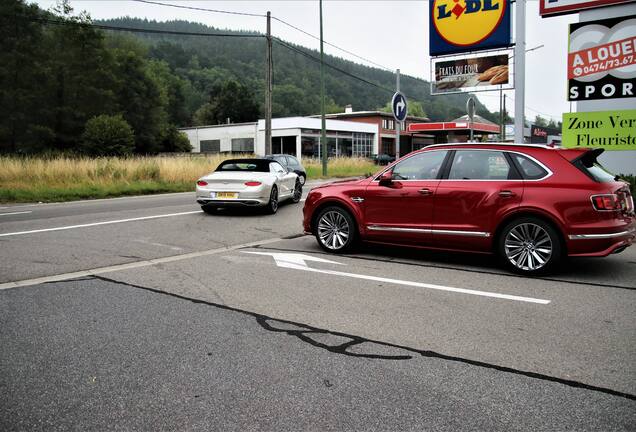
[514,0,526,144]
[395,69,401,159]
[502,94,507,141]
[265,11,272,155]
[319,0,327,176]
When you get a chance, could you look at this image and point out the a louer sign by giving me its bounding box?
[562,109,636,150]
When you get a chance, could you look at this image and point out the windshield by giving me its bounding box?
[215,159,270,172]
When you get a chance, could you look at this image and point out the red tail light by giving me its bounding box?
[244,181,262,187]
[591,194,620,211]
[197,180,208,186]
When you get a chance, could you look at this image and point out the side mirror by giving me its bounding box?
[378,170,393,186]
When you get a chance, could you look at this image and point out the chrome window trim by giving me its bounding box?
[367,225,490,237]
[568,230,634,240]
[372,148,553,182]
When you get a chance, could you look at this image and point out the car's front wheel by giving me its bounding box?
[315,206,356,253]
[497,217,562,275]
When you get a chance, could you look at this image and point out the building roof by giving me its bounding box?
[320,110,430,122]
[451,114,498,126]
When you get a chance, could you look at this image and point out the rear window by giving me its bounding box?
[572,150,616,182]
[216,159,269,172]
[581,163,616,182]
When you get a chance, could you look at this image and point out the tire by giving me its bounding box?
[497,217,562,276]
[291,179,302,203]
[201,205,217,215]
[314,206,356,253]
[265,185,278,214]
[298,173,306,186]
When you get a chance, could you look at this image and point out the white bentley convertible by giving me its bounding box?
[196,158,302,214]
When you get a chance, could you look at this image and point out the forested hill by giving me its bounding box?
[98,17,493,122]
[0,0,495,155]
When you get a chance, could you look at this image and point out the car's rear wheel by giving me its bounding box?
[497,217,562,275]
[265,185,278,214]
[315,206,356,253]
[291,179,302,203]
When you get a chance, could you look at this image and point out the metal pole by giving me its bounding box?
[320,0,327,175]
[514,0,526,144]
[499,86,503,140]
[503,95,507,141]
[395,69,401,159]
[265,11,272,155]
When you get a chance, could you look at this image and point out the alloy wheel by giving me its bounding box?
[317,210,350,250]
[504,223,553,272]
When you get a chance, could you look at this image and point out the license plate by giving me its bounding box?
[215,192,238,199]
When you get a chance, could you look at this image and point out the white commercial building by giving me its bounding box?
[180,116,379,160]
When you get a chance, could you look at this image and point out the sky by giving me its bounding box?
[34,0,581,123]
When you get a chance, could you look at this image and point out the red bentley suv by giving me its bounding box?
[303,144,635,275]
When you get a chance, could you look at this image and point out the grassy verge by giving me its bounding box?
[0,155,379,203]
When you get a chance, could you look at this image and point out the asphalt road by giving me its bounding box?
[1,188,635,431]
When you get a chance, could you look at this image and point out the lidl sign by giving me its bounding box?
[430,0,512,56]
[562,110,636,150]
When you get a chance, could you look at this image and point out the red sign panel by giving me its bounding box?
[540,0,634,17]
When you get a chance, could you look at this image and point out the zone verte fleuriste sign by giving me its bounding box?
[562,110,636,150]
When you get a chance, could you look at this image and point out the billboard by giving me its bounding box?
[431,52,512,94]
[568,15,636,101]
[562,110,636,150]
[540,0,635,17]
[429,0,512,56]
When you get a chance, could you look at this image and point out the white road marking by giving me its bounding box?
[0,210,202,237]
[245,252,551,305]
[0,237,285,290]
[0,211,32,216]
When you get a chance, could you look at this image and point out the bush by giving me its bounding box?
[81,114,135,156]
[160,126,192,152]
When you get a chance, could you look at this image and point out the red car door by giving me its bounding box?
[363,150,449,246]
[433,149,523,251]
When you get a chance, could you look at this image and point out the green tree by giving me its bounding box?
[534,115,548,127]
[80,114,134,156]
[193,79,259,125]
[159,126,192,152]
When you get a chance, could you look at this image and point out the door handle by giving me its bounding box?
[418,188,433,196]
[499,190,516,197]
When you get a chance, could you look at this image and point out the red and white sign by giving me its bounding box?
[568,36,636,79]
[540,0,634,17]
[409,122,500,133]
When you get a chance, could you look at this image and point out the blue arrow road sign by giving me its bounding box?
[392,92,407,122]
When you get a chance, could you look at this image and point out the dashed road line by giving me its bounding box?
[0,237,285,290]
[0,210,203,237]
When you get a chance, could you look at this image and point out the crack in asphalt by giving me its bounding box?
[251,245,636,291]
[91,274,636,401]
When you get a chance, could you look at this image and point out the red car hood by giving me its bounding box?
[313,177,369,189]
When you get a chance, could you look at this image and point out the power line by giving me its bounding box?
[19,16,265,38]
[270,16,393,71]
[273,38,394,94]
[133,0,394,71]
[133,0,266,18]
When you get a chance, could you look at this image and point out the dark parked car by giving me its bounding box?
[303,143,635,275]
[265,154,307,185]
[371,154,396,165]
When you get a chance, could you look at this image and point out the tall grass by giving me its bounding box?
[0,155,378,203]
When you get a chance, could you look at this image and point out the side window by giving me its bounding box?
[448,150,512,180]
[286,156,299,167]
[390,151,448,180]
[512,153,549,180]
[270,162,286,173]
[275,156,287,166]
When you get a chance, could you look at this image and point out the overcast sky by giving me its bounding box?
[35,0,581,122]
